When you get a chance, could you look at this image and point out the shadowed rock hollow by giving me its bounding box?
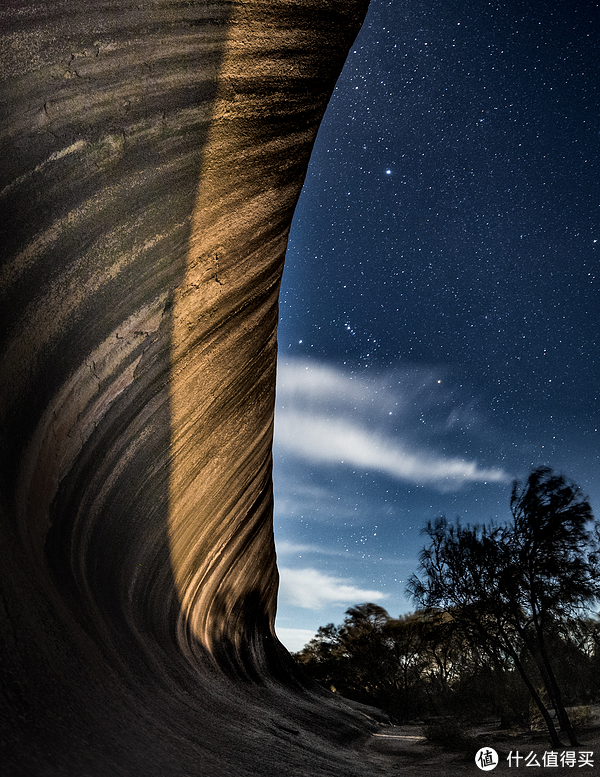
[0,1,381,774]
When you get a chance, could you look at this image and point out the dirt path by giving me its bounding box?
[362,724,476,775]
[360,722,600,775]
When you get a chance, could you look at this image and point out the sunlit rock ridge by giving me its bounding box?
[0,2,374,774]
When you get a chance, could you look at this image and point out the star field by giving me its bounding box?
[273,0,600,651]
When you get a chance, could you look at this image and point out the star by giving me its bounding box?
[273,0,600,657]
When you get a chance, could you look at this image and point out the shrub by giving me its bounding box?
[569,706,595,730]
[422,717,479,753]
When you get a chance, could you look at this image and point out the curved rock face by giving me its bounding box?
[0,2,374,774]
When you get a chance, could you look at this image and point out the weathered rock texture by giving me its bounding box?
[0,2,378,774]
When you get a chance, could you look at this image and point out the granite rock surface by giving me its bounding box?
[0,2,382,774]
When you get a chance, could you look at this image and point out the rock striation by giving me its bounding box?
[0,1,379,775]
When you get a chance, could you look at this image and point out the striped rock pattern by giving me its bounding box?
[0,2,378,775]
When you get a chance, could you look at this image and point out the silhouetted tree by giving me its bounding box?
[407,467,599,747]
[383,612,430,695]
[293,623,345,690]
[294,604,395,706]
[381,610,462,717]
[336,603,395,700]
[507,468,599,742]
[406,517,561,742]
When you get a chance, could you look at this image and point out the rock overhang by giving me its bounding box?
[0,2,380,775]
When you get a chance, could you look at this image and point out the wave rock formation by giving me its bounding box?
[0,1,377,774]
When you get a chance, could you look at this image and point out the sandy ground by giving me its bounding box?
[360,716,600,775]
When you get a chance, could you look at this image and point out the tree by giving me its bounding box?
[295,603,489,720]
[336,603,395,700]
[294,604,395,705]
[381,610,459,717]
[507,467,599,744]
[407,467,599,747]
[382,612,430,697]
[406,516,562,742]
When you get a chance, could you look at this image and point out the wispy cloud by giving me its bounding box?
[278,567,388,610]
[274,359,510,489]
[276,540,343,557]
[276,410,507,486]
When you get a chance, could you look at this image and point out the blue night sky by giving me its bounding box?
[273,0,600,652]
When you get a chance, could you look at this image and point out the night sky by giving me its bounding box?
[273,0,600,652]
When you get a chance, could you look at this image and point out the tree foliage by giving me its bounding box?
[294,468,600,740]
[407,467,600,745]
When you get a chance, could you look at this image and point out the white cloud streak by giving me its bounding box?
[274,359,509,489]
[276,540,343,557]
[278,566,388,610]
[276,410,507,486]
